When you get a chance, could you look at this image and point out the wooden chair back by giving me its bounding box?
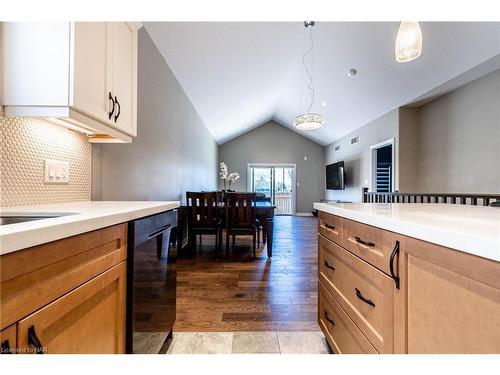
[225,192,256,229]
[186,191,221,229]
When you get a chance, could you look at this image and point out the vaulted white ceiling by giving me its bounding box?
[144,22,500,146]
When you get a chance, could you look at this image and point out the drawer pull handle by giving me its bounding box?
[390,240,400,289]
[324,260,336,271]
[354,236,375,247]
[28,326,44,354]
[324,310,336,326]
[323,223,336,230]
[1,340,11,354]
[355,288,376,307]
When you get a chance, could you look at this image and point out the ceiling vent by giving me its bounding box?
[334,145,341,152]
[350,136,359,145]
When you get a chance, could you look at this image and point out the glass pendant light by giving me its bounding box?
[395,21,423,63]
[294,21,326,131]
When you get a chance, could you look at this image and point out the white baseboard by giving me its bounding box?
[295,212,314,217]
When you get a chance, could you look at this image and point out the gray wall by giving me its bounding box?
[218,121,325,213]
[324,109,399,202]
[326,69,500,201]
[414,69,500,193]
[92,28,217,202]
[398,107,419,192]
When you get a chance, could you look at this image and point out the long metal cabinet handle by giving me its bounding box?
[108,92,115,120]
[390,240,400,289]
[114,96,121,122]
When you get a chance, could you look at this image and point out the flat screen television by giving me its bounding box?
[326,161,346,190]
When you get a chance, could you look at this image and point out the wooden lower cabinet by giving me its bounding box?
[319,235,395,353]
[1,324,17,354]
[16,261,126,354]
[318,211,500,354]
[0,223,128,354]
[319,282,377,354]
[399,237,500,353]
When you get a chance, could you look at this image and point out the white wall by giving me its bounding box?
[92,28,217,202]
[324,109,399,202]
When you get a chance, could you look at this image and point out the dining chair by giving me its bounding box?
[186,191,223,255]
[225,192,259,259]
[254,193,269,245]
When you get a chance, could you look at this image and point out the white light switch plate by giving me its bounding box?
[44,159,69,184]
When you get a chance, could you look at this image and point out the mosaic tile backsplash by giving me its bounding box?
[0,114,92,207]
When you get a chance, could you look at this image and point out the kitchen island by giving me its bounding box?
[313,202,500,354]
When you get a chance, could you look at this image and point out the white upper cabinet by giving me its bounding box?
[108,23,137,136]
[1,22,139,143]
[72,23,109,125]
[2,23,71,107]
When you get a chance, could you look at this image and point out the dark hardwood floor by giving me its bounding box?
[175,215,320,332]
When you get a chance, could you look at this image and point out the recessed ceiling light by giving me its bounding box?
[347,68,358,77]
[321,101,327,107]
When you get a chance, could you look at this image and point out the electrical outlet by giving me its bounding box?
[45,160,70,184]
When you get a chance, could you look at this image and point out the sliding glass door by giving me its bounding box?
[248,164,296,215]
[251,167,273,199]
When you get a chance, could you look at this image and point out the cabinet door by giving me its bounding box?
[2,22,71,106]
[1,324,17,354]
[109,22,137,136]
[72,22,111,124]
[400,238,500,353]
[17,262,126,354]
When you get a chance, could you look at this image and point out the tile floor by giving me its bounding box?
[167,331,332,354]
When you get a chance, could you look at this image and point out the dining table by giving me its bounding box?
[176,201,276,258]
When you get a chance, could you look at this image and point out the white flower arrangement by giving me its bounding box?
[227,172,240,189]
[219,161,228,180]
[219,160,239,190]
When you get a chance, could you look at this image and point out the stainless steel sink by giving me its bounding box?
[0,212,78,226]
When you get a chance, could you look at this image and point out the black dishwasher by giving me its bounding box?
[126,209,178,354]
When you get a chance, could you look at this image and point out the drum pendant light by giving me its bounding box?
[294,21,326,131]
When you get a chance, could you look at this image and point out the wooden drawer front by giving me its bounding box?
[318,211,343,246]
[342,218,400,274]
[319,235,394,353]
[319,282,377,354]
[1,324,17,354]
[17,261,126,354]
[1,223,127,329]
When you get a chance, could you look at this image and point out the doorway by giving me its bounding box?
[370,139,395,192]
[247,164,296,215]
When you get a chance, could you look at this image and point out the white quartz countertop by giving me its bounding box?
[313,202,500,262]
[0,201,180,255]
